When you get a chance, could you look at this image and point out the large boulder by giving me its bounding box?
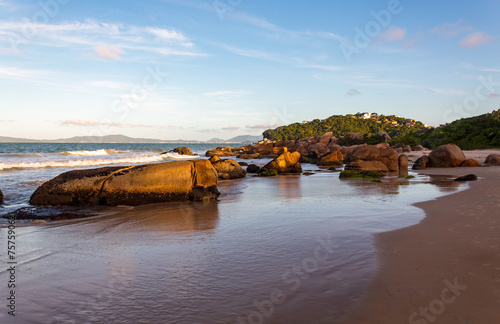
[291,141,309,156]
[485,154,500,166]
[346,145,399,171]
[412,156,429,170]
[30,160,219,206]
[261,151,302,174]
[399,154,409,171]
[428,144,466,167]
[173,147,194,156]
[318,152,344,166]
[253,143,274,155]
[205,149,237,157]
[346,132,362,141]
[211,159,247,180]
[460,159,481,167]
[376,131,391,142]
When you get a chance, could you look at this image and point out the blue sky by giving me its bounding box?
[1,0,499,140]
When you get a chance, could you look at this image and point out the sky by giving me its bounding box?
[0,0,499,141]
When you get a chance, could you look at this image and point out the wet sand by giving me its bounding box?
[0,168,466,324]
[341,165,500,323]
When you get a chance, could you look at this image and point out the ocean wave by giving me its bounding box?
[58,149,129,156]
[0,154,201,171]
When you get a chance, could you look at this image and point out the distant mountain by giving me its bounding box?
[0,134,262,144]
[226,135,262,143]
[206,138,226,143]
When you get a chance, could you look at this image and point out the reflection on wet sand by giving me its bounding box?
[110,200,220,233]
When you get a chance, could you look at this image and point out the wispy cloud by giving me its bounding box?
[458,32,495,47]
[203,90,252,99]
[221,126,241,131]
[95,45,125,59]
[425,88,468,96]
[378,26,406,42]
[61,119,155,128]
[84,80,133,90]
[214,42,281,61]
[0,20,203,57]
[432,20,474,37]
[245,123,280,130]
[487,93,500,98]
[346,88,361,96]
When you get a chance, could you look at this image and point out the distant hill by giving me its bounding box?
[421,109,500,149]
[263,113,429,142]
[206,138,226,143]
[0,136,41,143]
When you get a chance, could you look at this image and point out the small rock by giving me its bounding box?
[238,162,249,166]
[485,154,500,166]
[172,147,194,156]
[454,174,478,181]
[412,156,429,170]
[246,164,261,173]
[460,159,481,167]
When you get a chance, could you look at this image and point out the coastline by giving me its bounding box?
[341,165,500,323]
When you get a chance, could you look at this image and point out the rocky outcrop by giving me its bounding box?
[261,151,302,174]
[319,132,333,145]
[307,143,330,158]
[376,130,391,142]
[30,160,220,206]
[460,159,481,167]
[317,152,344,166]
[246,164,261,173]
[403,145,412,153]
[399,154,409,171]
[412,156,429,170]
[345,145,399,171]
[428,144,466,167]
[173,147,194,156]
[211,159,247,180]
[485,154,500,166]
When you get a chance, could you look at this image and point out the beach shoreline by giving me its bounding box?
[340,163,500,323]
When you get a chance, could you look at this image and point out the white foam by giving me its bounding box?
[59,149,110,156]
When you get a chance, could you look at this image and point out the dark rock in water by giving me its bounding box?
[303,172,314,176]
[299,155,317,164]
[173,147,194,156]
[29,160,220,206]
[454,174,478,181]
[328,167,337,171]
[0,189,3,204]
[412,155,429,170]
[211,159,247,180]
[246,164,261,173]
[3,207,100,221]
[238,162,248,166]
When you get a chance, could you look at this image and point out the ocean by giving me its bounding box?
[0,143,467,323]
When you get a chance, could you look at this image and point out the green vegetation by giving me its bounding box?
[263,113,429,143]
[420,109,500,149]
[339,170,383,179]
[398,175,415,179]
[257,170,278,177]
[262,109,500,150]
[372,179,383,183]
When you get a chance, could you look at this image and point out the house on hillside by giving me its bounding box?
[355,112,371,119]
[302,120,312,124]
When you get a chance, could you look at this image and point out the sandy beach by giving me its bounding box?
[341,160,500,323]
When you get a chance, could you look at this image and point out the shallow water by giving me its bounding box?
[0,169,466,324]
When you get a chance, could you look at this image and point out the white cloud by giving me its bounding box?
[84,80,132,90]
[214,43,281,61]
[221,126,241,131]
[458,32,495,47]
